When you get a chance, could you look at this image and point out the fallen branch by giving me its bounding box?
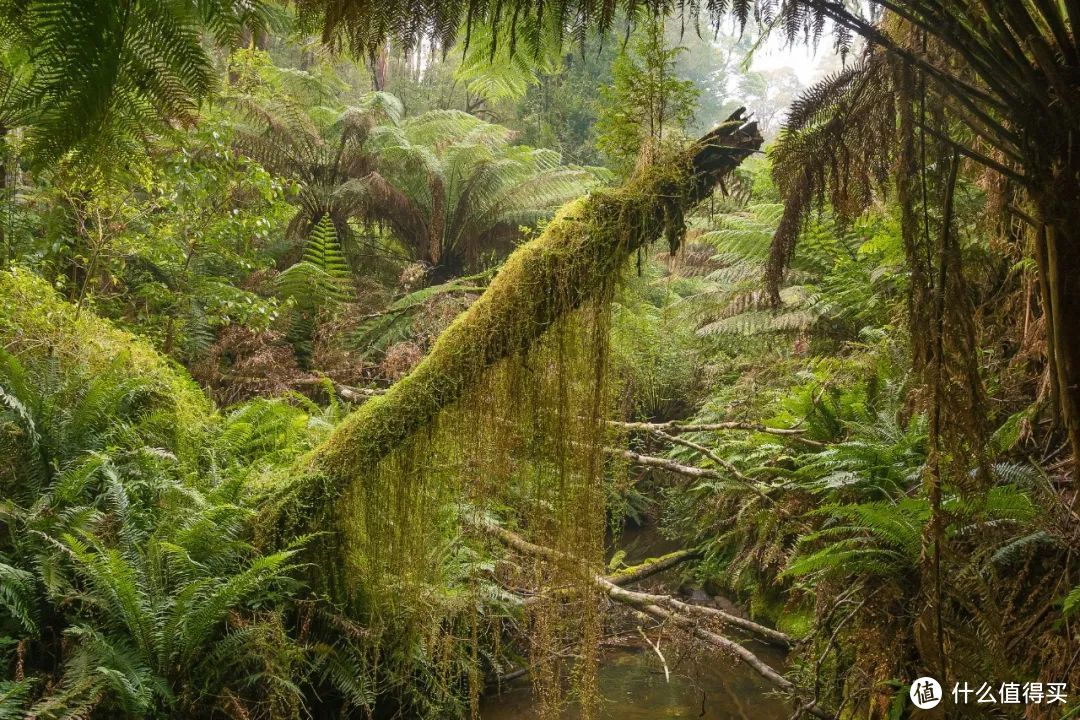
[606,447,777,500]
[471,517,790,648]
[293,377,388,402]
[472,518,831,719]
[607,447,724,480]
[610,420,807,436]
[605,548,700,586]
[604,578,792,649]
[611,419,826,449]
[637,626,670,682]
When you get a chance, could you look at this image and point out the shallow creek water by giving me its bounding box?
[480,525,792,720]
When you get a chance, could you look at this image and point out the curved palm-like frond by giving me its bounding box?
[0,0,275,167]
[679,202,886,339]
[276,215,351,363]
[350,272,490,356]
[237,97,604,277]
[452,3,563,103]
[233,92,401,270]
[358,109,607,272]
[766,55,894,299]
[294,0,849,57]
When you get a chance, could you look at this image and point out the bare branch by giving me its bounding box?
[470,517,833,719]
[609,419,807,436]
[605,446,778,500]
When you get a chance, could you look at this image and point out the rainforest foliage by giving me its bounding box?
[0,2,1077,720]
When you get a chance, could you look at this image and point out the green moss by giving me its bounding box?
[260,154,701,541]
[0,268,212,461]
[776,608,814,638]
[253,124,760,718]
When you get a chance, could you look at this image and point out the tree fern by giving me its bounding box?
[0,1,275,169]
[233,91,401,268]
[454,13,562,103]
[276,214,351,364]
[792,411,927,498]
[679,203,892,340]
[354,108,607,274]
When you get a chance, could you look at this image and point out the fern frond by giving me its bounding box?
[351,273,489,355]
[0,562,38,634]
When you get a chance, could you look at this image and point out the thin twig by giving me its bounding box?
[637,626,670,682]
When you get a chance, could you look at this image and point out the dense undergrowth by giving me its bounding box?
[1,3,1079,720]
[622,165,1080,717]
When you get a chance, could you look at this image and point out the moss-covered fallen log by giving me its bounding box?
[261,112,763,561]
[605,548,700,587]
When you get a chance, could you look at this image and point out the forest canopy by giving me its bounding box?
[0,2,1077,719]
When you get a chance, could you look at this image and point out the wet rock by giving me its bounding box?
[689,588,712,605]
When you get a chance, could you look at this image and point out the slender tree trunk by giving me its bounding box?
[926,150,959,685]
[0,131,6,267]
[1035,168,1080,487]
[428,174,445,266]
[1044,218,1080,485]
[1034,224,1061,423]
[368,44,388,91]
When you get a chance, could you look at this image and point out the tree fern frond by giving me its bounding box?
[1064,585,1080,618]
[2,0,273,168]
[351,273,489,355]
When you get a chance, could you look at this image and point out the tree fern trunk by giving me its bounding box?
[1041,197,1080,488]
[258,111,763,562]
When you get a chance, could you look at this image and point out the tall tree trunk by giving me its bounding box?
[1034,224,1061,423]
[369,44,388,91]
[0,129,6,267]
[428,173,445,266]
[1035,165,1080,487]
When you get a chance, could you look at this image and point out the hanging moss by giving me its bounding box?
[254,113,761,717]
[2,114,763,718]
[259,113,762,553]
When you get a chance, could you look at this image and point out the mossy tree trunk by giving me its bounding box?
[259,111,763,580]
